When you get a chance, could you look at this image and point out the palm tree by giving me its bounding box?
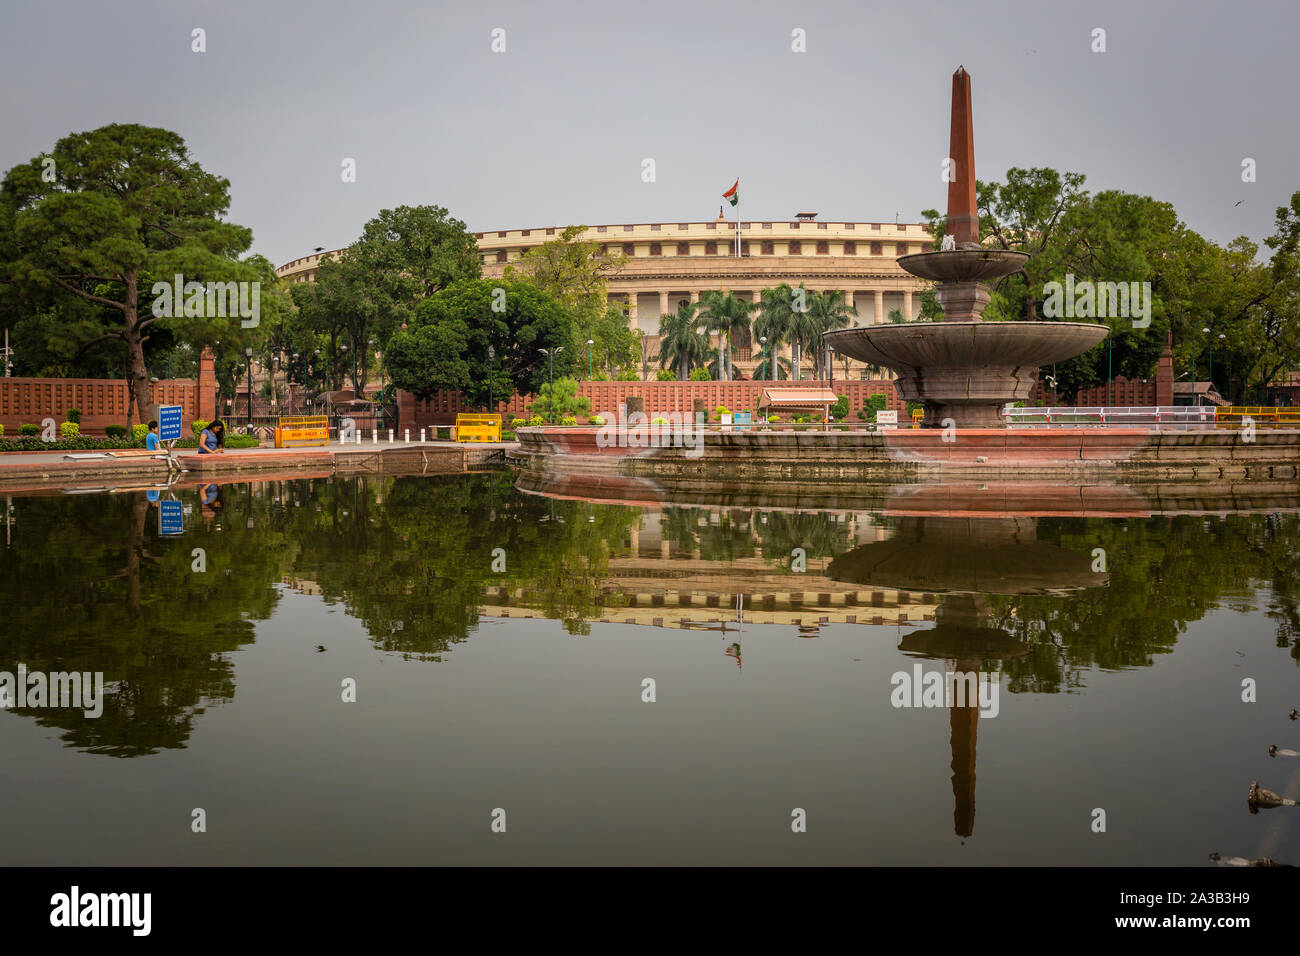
[803,290,857,379]
[785,284,817,381]
[754,283,797,382]
[697,290,753,382]
[657,301,710,381]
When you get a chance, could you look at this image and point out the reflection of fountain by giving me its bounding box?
[829,516,1107,838]
[824,68,1108,427]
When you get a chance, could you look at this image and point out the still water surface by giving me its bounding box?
[1,472,1298,865]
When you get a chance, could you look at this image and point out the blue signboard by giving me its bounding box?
[159,499,184,536]
[733,411,752,430]
[158,405,183,442]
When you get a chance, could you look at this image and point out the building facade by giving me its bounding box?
[276,213,933,379]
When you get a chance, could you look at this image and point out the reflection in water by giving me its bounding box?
[829,517,1107,838]
[1,474,1299,771]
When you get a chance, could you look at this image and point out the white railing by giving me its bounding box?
[1003,406,1219,429]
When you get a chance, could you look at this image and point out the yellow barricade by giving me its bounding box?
[275,415,330,448]
[455,413,501,443]
[1215,406,1300,428]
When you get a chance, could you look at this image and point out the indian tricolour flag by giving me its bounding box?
[722,180,738,207]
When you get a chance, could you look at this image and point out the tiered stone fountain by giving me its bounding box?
[824,67,1109,427]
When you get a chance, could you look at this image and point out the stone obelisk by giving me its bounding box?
[946,66,979,249]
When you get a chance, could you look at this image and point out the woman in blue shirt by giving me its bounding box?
[199,419,226,454]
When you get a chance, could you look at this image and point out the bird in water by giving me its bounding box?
[1248,781,1300,812]
[1290,708,1298,720]
[316,645,327,653]
[1269,745,1299,757]
[1210,852,1290,867]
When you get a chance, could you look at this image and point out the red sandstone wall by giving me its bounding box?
[1072,377,1157,407]
[403,380,906,426]
[0,378,200,435]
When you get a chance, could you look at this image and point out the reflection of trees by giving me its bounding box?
[0,491,286,756]
[286,472,640,650]
[756,510,854,562]
[984,515,1300,692]
[657,507,855,565]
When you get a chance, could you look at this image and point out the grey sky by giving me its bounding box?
[2,0,1295,268]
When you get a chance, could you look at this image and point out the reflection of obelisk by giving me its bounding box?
[830,519,1109,840]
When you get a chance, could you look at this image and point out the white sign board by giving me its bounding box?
[875,410,898,428]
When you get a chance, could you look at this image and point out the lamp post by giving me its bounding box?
[1219,333,1227,401]
[245,347,254,422]
[340,342,350,394]
[1107,336,1113,408]
[538,346,564,422]
[760,336,768,381]
[587,339,594,381]
[1202,326,1213,389]
[487,344,496,413]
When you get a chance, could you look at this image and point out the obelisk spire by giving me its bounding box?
[946,66,979,247]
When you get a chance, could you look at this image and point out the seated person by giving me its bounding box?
[198,419,226,454]
[145,420,162,450]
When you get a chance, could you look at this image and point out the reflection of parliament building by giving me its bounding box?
[276,215,931,380]
[479,510,939,630]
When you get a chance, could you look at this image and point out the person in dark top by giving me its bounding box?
[199,419,226,454]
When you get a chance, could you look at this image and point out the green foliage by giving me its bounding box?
[65,408,80,424]
[386,278,572,404]
[559,415,578,426]
[658,300,710,380]
[105,425,127,439]
[697,291,753,381]
[589,415,605,425]
[132,423,149,442]
[690,367,712,382]
[0,435,135,452]
[614,369,639,381]
[865,393,889,415]
[0,123,265,423]
[831,395,849,419]
[19,423,39,436]
[528,415,544,426]
[529,377,590,421]
[655,368,675,381]
[510,418,527,428]
[59,421,79,439]
[191,420,210,436]
[382,318,471,398]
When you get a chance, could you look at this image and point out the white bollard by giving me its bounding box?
[388,429,394,443]
[356,429,362,444]
[420,428,426,443]
[372,429,378,444]
[404,429,410,443]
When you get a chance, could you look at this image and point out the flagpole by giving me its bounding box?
[735,176,740,257]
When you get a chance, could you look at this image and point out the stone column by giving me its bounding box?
[198,346,217,422]
[689,290,700,303]
[627,293,639,328]
[844,290,855,314]
[658,291,669,318]
[903,290,914,321]
[874,290,884,324]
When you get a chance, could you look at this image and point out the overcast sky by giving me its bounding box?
[3,0,1296,268]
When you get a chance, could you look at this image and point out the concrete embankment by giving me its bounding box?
[0,442,517,493]
[510,426,1300,486]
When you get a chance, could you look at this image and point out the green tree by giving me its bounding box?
[804,290,856,378]
[385,279,574,404]
[657,300,710,380]
[697,290,752,381]
[0,124,260,425]
[529,377,591,421]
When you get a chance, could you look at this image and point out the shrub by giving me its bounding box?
[105,425,128,439]
[589,415,606,425]
[131,423,149,443]
[767,415,781,423]
[831,396,849,419]
[511,418,527,428]
[528,415,544,426]
[560,415,578,426]
[714,406,730,416]
[66,408,81,424]
[191,420,210,437]
[59,421,80,439]
[655,369,675,381]
[865,393,889,415]
[652,416,668,425]
[0,424,4,436]
[615,369,639,381]
[689,368,711,381]
[19,423,39,436]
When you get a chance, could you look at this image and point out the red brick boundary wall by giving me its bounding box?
[401,380,906,427]
[0,377,200,435]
